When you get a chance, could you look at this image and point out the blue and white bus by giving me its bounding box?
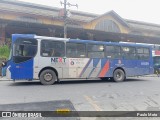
[6,34,154,85]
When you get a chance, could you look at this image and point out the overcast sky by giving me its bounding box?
[19,0,160,24]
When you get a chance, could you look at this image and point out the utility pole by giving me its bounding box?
[60,0,78,38]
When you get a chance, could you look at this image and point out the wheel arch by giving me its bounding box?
[38,66,58,79]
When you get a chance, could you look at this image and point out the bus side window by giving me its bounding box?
[137,47,149,60]
[66,43,86,58]
[87,44,104,58]
[121,46,136,59]
[41,40,65,57]
[105,45,121,59]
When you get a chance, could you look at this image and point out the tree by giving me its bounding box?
[0,45,10,59]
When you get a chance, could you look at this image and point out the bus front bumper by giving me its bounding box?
[6,66,11,79]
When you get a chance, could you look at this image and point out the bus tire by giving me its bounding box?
[113,69,125,82]
[40,69,57,85]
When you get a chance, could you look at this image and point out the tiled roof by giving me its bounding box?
[0,0,160,31]
[126,19,160,32]
[0,0,97,22]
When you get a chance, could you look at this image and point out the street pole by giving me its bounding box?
[63,0,67,38]
[60,0,78,38]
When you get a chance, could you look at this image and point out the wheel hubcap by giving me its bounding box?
[116,72,122,80]
[44,73,52,81]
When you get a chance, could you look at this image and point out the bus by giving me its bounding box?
[6,34,154,85]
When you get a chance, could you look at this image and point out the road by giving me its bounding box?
[0,76,160,120]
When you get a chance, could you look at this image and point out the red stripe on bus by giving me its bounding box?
[99,61,109,77]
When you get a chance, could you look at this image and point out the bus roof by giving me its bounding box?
[69,39,151,48]
[12,34,151,48]
[35,35,69,41]
[12,34,69,41]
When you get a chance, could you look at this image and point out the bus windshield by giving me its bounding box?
[13,38,37,63]
[8,48,12,61]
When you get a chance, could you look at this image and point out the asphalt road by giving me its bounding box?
[0,76,160,120]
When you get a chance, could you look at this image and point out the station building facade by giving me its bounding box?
[0,0,160,45]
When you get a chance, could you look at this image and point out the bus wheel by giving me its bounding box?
[113,69,125,82]
[40,69,57,85]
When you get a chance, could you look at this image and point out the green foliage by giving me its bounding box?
[0,45,10,59]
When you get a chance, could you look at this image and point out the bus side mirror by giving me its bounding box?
[2,61,7,67]
[2,62,4,67]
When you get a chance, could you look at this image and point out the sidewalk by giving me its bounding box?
[0,76,11,81]
[143,74,159,77]
[129,74,159,77]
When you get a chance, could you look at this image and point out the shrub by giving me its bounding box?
[0,45,10,59]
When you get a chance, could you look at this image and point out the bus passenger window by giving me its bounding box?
[137,47,149,60]
[121,46,136,59]
[87,44,104,58]
[105,45,121,59]
[66,43,86,58]
[41,40,65,57]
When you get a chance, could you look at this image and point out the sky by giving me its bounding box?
[19,0,160,24]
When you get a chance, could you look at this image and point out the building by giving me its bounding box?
[0,0,160,45]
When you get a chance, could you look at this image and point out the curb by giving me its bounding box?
[135,76,159,78]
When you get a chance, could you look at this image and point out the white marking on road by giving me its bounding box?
[84,95,102,111]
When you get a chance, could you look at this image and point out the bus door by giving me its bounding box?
[136,47,151,75]
[66,42,87,78]
[121,46,137,76]
[104,45,123,77]
[66,43,104,78]
[86,44,105,78]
